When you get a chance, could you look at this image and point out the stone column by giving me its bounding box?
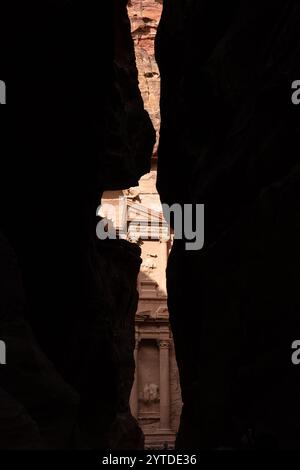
[130,339,139,419]
[158,339,171,430]
[160,236,170,295]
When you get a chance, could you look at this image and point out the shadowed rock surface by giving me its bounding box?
[0,1,154,449]
[2,0,300,452]
[156,0,300,449]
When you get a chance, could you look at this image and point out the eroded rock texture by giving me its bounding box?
[128,0,163,155]
[156,1,300,449]
[0,1,154,449]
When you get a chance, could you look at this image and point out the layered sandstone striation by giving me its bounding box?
[128,0,162,155]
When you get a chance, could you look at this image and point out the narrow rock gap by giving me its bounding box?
[101,0,182,450]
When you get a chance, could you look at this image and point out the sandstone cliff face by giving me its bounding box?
[128,0,162,155]
[0,1,154,450]
[156,0,300,449]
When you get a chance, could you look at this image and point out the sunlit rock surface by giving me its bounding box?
[128,0,162,155]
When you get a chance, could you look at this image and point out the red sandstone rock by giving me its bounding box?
[128,0,163,155]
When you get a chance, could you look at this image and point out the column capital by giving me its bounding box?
[158,339,170,349]
[160,235,170,243]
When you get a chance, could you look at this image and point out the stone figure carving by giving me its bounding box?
[142,383,160,404]
[141,254,158,273]
[124,187,141,201]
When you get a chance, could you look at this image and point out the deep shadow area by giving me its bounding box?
[0,1,155,449]
[156,0,300,449]
[1,0,300,451]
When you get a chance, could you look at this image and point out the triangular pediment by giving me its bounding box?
[127,201,165,223]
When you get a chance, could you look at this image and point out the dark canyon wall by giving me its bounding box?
[0,1,155,449]
[156,1,300,449]
[2,0,300,452]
